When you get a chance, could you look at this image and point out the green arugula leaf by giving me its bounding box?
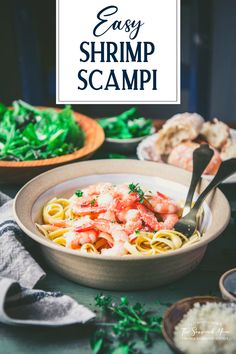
[99,108,153,139]
[0,100,85,161]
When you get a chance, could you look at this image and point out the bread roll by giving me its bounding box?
[221,138,236,159]
[201,118,229,149]
[156,112,204,154]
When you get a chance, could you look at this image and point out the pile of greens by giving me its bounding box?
[99,108,153,139]
[91,294,163,354]
[0,100,84,161]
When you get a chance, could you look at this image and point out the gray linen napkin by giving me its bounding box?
[0,192,45,288]
[0,192,95,326]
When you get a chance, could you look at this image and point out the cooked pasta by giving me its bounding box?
[124,230,201,256]
[36,183,202,256]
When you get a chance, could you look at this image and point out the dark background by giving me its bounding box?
[0,0,235,121]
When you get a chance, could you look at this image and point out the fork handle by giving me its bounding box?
[184,144,214,212]
[191,158,236,214]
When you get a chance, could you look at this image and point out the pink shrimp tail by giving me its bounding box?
[158,214,179,230]
[136,203,159,231]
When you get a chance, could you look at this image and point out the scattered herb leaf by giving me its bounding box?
[128,183,145,203]
[91,198,97,206]
[91,330,105,354]
[75,189,83,197]
[91,294,163,354]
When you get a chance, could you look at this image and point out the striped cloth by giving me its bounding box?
[0,192,95,326]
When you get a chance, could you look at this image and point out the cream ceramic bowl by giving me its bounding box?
[14,160,231,290]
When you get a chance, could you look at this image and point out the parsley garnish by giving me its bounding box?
[75,189,83,197]
[128,183,145,203]
[90,294,163,353]
[91,198,97,206]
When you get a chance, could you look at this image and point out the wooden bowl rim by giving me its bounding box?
[162,295,228,353]
[0,107,105,167]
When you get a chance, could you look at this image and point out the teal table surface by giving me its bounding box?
[0,167,236,354]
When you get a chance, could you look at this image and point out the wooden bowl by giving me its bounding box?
[162,296,228,353]
[13,160,230,290]
[0,108,104,184]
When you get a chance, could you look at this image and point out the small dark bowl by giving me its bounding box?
[219,268,236,302]
[162,296,227,354]
[104,135,146,154]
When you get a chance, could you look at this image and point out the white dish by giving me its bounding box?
[137,129,236,184]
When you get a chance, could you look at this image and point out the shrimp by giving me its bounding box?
[136,204,159,231]
[113,193,139,215]
[49,219,68,227]
[93,219,128,242]
[98,210,117,222]
[76,219,128,242]
[204,147,222,175]
[114,183,130,199]
[168,142,222,175]
[71,230,99,249]
[146,192,179,214]
[64,229,98,249]
[85,183,114,196]
[168,141,198,172]
[96,192,114,207]
[107,222,129,243]
[101,242,127,256]
[38,182,185,256]
[158,213,179,230]
[72,183,115,213]
[71,205,107,216]
[113,192,140,225]
[98,232,114,246]
[122,209,142,234]
[137,204,179,231]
